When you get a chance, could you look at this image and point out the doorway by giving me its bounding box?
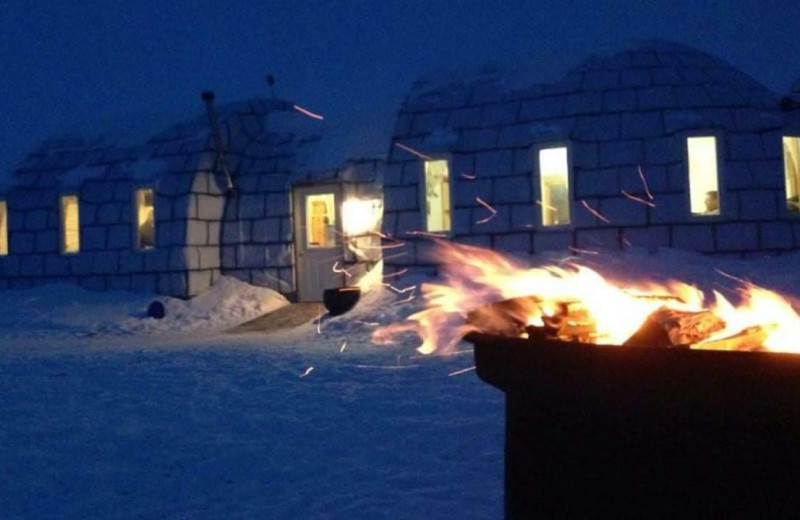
[292,185,346,301]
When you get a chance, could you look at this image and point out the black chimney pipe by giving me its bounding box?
[201,91,235,194]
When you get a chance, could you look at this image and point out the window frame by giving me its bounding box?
[132,186,157,252]
[533,141,574,230]
[419,155,454,235]
[684,131,725,220]
[59,193,81,255]
[782,135,800,216]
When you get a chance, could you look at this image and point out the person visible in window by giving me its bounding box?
[704,191,719,214]
[139,211,155,249]
[323,216,337,247]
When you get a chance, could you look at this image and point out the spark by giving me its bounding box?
[316,306,326,334]
[405,230,449,238]
[381,251,411,263]
[715,268,755,287]
[580,200,612,224]
[299,367,314,378]
[332,261,353,278]
[475,197,498,224]
[460,173,477,180]
[354,364,421,370]
[368,230,393,240]
[382,268,409,279]
[638,165,654,200]
[392,293,417,305]
[448,366,476,377]
[293,104,324,120]
[354,231,407,250]
[354,320,381,327]
[340,341,347,353]
[568,246,600,255]
[358,242,407,250]
[622,238,633,248]
[394,142,433,161]
[535,200,557,211]
[382,282,417,294]
[621,190,656,207]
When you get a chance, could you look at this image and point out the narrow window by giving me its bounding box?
[539,147,571,226]
[306,193,336,248]
[687,136,720,216]
[0,201,7,256]
[784,136,800,212]
[135,188,156,249]
[424,160,451,232]
[60,195,80,253]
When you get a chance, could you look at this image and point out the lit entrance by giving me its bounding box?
[292,185,346,301]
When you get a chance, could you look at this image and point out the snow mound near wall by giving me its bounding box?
[0,276,288,343]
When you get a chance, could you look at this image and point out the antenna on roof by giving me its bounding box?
[266,74,276,98]
[201,91,236,194]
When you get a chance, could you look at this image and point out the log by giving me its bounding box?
[541,302,597,341]
[691,324,778,351]
[624,308,726,348]
[466,296,542,337]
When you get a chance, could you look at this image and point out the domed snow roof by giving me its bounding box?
[562,40,777,109]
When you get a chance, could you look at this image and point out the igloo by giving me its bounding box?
[382,41,800,276]
[0,95,382,300]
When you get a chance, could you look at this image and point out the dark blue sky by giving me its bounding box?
[2,0,799,182]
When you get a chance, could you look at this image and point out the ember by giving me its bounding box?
[373,240,800,354]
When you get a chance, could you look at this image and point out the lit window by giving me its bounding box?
[784,137,800,212]
[424,160,451,232]
[687,136,720,216]
[539,147,571,226]
[306,193,336,248]
[135,188,155,249]
[60,195,80,253]
[0,201,7,256]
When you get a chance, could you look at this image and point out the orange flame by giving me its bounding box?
[372,240,800,355]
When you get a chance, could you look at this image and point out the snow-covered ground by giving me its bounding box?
[3,246,800,518]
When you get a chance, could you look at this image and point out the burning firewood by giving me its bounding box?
[540,302,596,342]
[691,324,778,351]
[623,308,726,348]
[466,297,542,338]
[522,301,597,342]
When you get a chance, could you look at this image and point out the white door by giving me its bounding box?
[293,185,346,301]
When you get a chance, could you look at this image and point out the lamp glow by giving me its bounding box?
[342,198,382,237]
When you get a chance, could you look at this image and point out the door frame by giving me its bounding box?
[291,182,345,302]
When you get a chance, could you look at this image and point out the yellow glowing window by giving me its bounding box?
[539,147,571,226]
[306,193,336,248]
[60,195,80,253]
[0,201,7,256]
[135,188,155,249]
[687,136,720,216]
[784,137,800,212]
[424,160,451,232]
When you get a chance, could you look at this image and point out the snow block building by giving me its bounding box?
[383,41,800,275]
[5,40,800,299]
[0,97,382,299]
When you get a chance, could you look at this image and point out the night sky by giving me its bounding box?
[2,0,799,183]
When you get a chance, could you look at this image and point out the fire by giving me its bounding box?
[372,240,800,355]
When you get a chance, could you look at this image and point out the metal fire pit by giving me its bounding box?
[468,331,800,518]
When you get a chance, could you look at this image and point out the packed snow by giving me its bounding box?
[4,246,800,518]
[0,276,288,344]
